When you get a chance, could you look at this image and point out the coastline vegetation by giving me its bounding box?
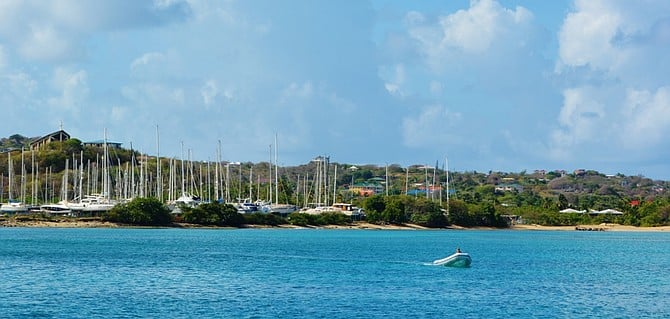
[2,134,670,228]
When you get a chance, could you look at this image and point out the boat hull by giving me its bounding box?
[433,252,472,268]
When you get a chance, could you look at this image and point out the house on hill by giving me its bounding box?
[83,140,122,149]
[29,130,70,151]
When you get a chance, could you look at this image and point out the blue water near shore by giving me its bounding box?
[1,228,669,318]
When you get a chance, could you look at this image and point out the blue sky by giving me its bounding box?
[1,0,670,179]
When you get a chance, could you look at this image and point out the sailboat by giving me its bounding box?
[67,130,116,213]
[1,150,28,213]
[167,141,201,213]
[260,134,297,216]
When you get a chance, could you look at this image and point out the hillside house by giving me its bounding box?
[29,130,70,151]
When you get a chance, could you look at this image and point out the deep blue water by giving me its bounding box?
[1,228,669,318]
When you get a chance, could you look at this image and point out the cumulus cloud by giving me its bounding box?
[386,0,553,164]
[551,0,670,164]
[0,0,192,62]
[549,87,608,159]
[402,105,462,148]
[557,0,670,82]
[47,68,89,113]
[406,0,536,73]
[621,87,670,150]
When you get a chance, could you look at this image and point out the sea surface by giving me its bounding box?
[1,228,669,318]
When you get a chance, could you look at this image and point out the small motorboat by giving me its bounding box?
[433,252,472,268]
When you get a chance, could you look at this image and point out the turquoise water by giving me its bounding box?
[1,228,669,318]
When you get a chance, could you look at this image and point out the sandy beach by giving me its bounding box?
[2,217,670,231]
[511,223,670,232]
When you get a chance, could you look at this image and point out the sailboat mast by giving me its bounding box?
[180,141,185,196]
[385,163,389,197]
[103,129,108,201]
[268,144,272,203]
[156,125,161,201]
[333,165,338,204]
[79,151,84,202]
[274,134,278,204]
[445,156,450,214]
[249,166,253,200]
[215,141,220,201]
[6,152,11,201]
[20,148,25,203]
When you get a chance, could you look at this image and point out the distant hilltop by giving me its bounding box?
[0,130,668,205]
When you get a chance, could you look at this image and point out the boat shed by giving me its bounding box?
[29,130,70,151]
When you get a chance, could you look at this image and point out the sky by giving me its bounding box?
[1,0,670,179]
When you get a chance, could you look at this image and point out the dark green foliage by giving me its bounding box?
[287,212,350,226]
[382,196,407,224]
[363,195,450,227]
[243,213,286,226]
[410,210,448,228]
[318,212,350,225]
[287,213,318,226]
[363,195,385,216]
[63,138,83,154]
[182,202,244,227]
[104,197,172,226]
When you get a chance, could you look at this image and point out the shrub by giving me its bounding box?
[105,197,172,226]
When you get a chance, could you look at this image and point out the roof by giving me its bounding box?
[84,140,123,145]
[29,130,70,146]
[559,208,586,214]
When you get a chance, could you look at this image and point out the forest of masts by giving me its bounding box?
[0,140,448,208]
[0,148,450,210]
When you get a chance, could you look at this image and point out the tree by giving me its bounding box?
[105,197,172,226]
[182,202,244,227]
[363,195,385,216]
[382,196,406,224]
[558,194,568,210]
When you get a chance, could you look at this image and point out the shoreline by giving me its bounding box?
[510,223,670,232]
[2,218,670,231]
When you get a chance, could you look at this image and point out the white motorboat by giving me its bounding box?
[0,201,28,213]
[433,252,472,268]
[40,203,73,216]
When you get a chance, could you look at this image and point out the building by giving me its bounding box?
[349,182,384,196]
[29,130,70,151]
[83,140,123,149]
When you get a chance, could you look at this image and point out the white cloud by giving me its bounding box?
[47,68,89,113]
[557,1,621,70]
[550,87,606,159]
[122,83,185,108]
[621,87,670,149]
[402,105,462,148]
[110,106,128,122]
[0,45,7,69]
[0,0,192,62]
[200,80,219,107]
[382,64,406,97]
[551,0,670,163]
[131,52,167,71]
[1,71,38,109]
[557,0,670,80]
[19,24,78,62]
[407,0,535,72]
[280,81,314,102]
